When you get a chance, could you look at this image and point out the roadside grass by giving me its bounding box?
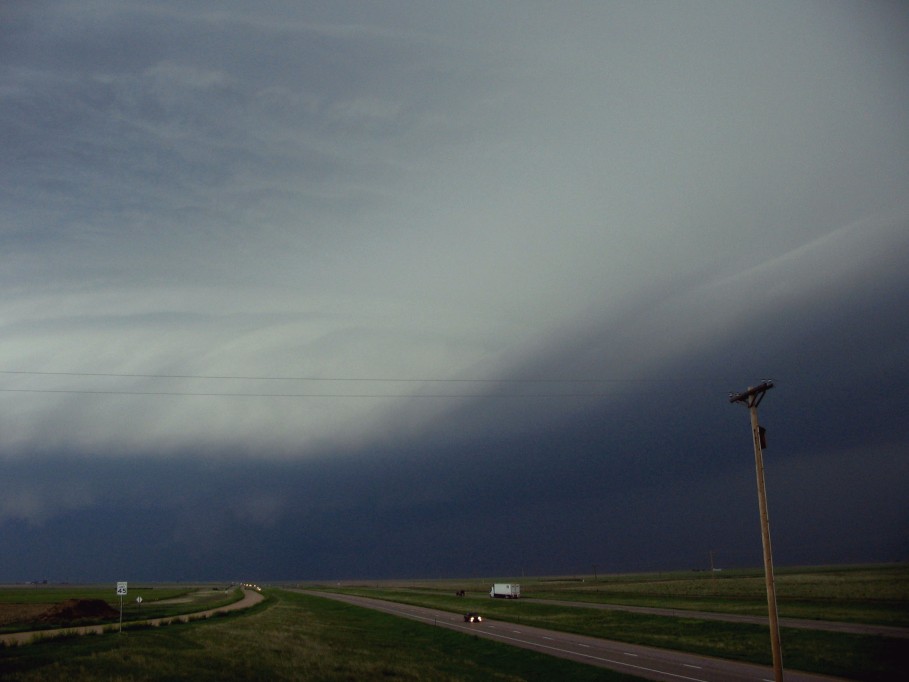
[4,565,905,679]
[0,590,637,681]
[0,586,194,605]
[112,587,243,623]
[331,563,909,626]
[522,593,909,626]
[310,564,909,680]
[527,564,909,625]
[0,586,244,635]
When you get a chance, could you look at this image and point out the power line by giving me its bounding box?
[0,388,613,399]
[0,369,703,399]
[0,370,634,398]
[0,370,648,384]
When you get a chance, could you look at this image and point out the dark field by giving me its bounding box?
[2,564,907,680]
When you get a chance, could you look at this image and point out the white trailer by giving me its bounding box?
[489,583,521,599]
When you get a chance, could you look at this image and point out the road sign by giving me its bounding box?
[116,582,127,596]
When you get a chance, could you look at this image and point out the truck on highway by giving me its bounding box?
[489,583,521,599]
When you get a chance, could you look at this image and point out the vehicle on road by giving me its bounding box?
[490,583,520,598]
[463,612,483,623]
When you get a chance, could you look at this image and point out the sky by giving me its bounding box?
[1,1,908,583]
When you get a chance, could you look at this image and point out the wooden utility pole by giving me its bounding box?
[730,380,783,682]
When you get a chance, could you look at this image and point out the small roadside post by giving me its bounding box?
[116,582,128,634]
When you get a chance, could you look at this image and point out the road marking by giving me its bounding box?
[473,629,708,682]
[683,664,702,669]
[543,636,553,640]
[624,652,639,657]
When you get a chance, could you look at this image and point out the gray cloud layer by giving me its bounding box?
[1,1,907,580]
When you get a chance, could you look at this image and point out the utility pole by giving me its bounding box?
[730,380,783,682]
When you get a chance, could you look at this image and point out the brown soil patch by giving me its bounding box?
[37,599,119,624]
[0,604,50,627]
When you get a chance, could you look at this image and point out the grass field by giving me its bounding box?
[1,564,906,680]
[0,590,638,681]
[305,563,909,680]
[0,585,242,634]
[312,586,907,679]
[328,563,909,625]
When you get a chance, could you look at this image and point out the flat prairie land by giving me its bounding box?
[0,590,635,682]
[325,563,909,626]
[1,564,906,681]
[304,563,909,680]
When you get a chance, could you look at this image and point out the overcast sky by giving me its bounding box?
[2,1,908,582]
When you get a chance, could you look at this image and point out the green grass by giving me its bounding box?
[3,565,907,680]
[0,586,244,634]
[305,563,909,680]
[0,586,193,605]
[0,590,637,681]
[332,563,909,625]
[552,564,909,626]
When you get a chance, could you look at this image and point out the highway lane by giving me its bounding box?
[304,591,847,682]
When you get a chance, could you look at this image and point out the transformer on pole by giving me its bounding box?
[730,380,783,682]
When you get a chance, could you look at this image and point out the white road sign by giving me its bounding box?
[116,582,128,596]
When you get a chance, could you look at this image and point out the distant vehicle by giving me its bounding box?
[464,612,483,623]
[489,583,520,599]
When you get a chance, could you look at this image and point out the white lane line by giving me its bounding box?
[684,664,702,669]
[469,629,709,682]
[624,652,639,657]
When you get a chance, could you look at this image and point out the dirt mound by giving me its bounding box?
[0,603,49,627]
[38,599,119,624]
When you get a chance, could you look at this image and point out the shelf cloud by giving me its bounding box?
[2,1,907,580]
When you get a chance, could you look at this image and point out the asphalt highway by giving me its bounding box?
[307,592,848,682]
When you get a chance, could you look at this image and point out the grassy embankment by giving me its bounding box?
[0,589,637,681]
[0,585,243,634]
[310,563,909,680]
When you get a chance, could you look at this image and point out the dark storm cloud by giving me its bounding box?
[4,212,907,580]
[2,1,908,580]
